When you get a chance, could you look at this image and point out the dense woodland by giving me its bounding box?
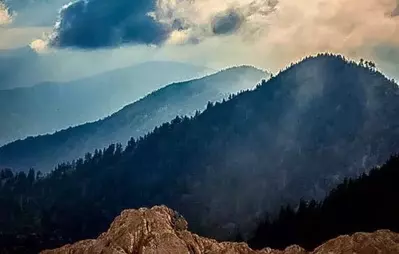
[248,154,399,250]
[1,54,399,253]
[2,145,399,253]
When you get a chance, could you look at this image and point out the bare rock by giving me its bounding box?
[41,206,399,254]
[312,229,399,254]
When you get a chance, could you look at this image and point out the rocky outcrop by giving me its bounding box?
[312,230,399,254]
[41,206,399,254]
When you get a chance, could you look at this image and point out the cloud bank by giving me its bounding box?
[3,0,399,76]
[48,0,173,48]
[153,0,399,71]
[46,0,277,48]
[44,0,399,63]
[259,0,399,69]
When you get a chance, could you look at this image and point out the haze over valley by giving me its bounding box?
[1,0,399,253]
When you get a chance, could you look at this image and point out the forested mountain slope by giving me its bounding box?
[249,154,399,251]
[0,61,210,145]
[0,66,267,171]
[1,54,399,253]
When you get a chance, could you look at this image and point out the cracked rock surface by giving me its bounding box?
[41,206,399,254]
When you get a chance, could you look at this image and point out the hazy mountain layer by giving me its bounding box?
[1,54,399,246]
[0,61,210,145]
[0,66,267,171]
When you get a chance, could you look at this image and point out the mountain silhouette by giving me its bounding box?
[0,61,210,145]
[0,66,267,171]
[249,154,399,251]
[1,54,399,249]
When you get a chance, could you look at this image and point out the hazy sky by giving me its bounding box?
[1,0,399,74]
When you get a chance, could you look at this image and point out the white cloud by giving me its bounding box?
[154,0,277,43]
[256,0,399,68]
[154,0,399,70]
[0,2,13,26]
[0,27,51,49]
[2,0,399,74]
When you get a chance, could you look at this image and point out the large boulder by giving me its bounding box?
[41,206,399,254]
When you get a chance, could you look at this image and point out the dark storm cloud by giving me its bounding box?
[211,9,244,35]
[49,0,173,48]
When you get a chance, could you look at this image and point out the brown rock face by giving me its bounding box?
[41,206,399,254]
[312,230,399,254]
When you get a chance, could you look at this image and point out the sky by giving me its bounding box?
[1,0,399,77]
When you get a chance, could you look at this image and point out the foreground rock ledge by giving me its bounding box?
[41,205,399,254]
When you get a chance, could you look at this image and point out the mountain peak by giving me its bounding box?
[41,206,399,254]
[217,65,267,76]
[0,64,267,172]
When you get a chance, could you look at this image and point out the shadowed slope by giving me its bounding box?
[1,54,399,251]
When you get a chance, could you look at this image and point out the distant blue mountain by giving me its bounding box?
[0,66,268,171]
[1,55,399,245]
[0,61,211,145]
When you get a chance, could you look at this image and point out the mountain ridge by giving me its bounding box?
[2,60,213,92]
[0,61,211,145]
[0,65,268,171]
[1,54,399,250]
[248,153,399,250]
